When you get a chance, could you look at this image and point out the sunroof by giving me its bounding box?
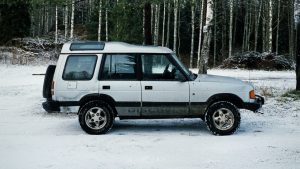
[70,42,105,50]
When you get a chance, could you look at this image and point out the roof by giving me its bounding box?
[61,41,173,54]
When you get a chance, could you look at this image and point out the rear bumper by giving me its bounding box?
[242,95,265,112]
[42,100,60,112]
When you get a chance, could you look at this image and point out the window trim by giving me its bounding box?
[98,53,139,81]
[62,55,98,81]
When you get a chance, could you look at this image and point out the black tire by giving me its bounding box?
[205,101,240,135]
[43,65,56,98]
[78,100,114,135]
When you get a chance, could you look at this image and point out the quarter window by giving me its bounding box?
[63,55,97,80]
[101,54,137,80]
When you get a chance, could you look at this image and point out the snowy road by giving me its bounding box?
[0,65,299,169]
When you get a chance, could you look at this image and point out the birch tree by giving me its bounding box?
[105,0,108,41]
[173,0,178,52]
[213,0,217,66]
[55,5,58,44]
[289,0,295,58]
[166,0,171,47]
[254,0,262,52]
[144,2,152,45]
[276,0,281,55]
[198,0,212,74]
[98,0,102,41]
[64,1,69,40]
[162,0,166,46]
[197,0,204,69]
[296,0,300,90]
[268,0,273,53]
[154,4,160,46]
[229,0,233,58]
[190,0,195,68]
[70,0,75,39]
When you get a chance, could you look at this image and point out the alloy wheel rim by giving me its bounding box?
[85,107,107,130]
[212,108,235,131]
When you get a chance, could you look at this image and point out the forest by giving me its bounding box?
[0,0,300,88]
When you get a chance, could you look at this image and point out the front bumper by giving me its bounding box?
[42,100,60,112]
[243,95,265,112]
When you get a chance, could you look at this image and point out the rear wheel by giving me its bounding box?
[205,101,240,135]
[78,101,114,135]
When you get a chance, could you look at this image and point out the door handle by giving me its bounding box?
[102,85,110,90]
[145,86,153,90]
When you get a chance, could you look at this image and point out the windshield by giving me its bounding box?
[171,53,195,80]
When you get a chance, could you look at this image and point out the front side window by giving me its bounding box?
[63,55,97,80]
[101,54,137,80]
[141,54,185,81]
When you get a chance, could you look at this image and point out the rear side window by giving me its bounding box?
[63,55,97,80]
[101,54,137,80]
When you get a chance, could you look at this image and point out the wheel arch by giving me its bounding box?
[79,93,118,116]
[206,93,244,109]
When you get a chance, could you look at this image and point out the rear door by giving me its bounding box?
[98,54,141,116]
[140,54,190,117]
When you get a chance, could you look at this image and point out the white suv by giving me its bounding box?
[42,41,264,135]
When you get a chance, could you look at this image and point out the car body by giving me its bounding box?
[42,41,264,135]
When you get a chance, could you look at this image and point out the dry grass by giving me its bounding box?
[281,90,300,101]
[259,86,275,97]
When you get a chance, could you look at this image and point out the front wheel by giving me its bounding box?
[205,101,240,135]
[78,101,114,135]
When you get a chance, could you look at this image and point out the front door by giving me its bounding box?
[140,54,190,117]
[98,54,141,116]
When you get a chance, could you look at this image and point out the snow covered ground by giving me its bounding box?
[0,65,299,169]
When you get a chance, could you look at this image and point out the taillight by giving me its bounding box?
[51,81,55,95]
[249,90,256,99]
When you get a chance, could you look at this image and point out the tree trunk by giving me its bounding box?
[144,2,153,45]
[45,6,49,34]
[98,0,102,41]
[166,0,171,47]
[105,0,108,41]
[242,0,248,52]
[162,0,166,46]
[173,0,178,52]
[143,7,145,45]
[276,0,281,55]
[154,4,160,46]
[296,22,300,90]
[190,0,195,68]
[55,5,58,44]
[221,0,226,60]
[262,1,266,52]
[151,4,154,36]
[197,0,204,69]
[198,0,211,74]
[268,0,273,53]
[289,0,295,58]
[233,0,238,47]
[70,0,75,39]
[254,0,262,52]
[213,0,217,67]
[64,2,69,40]
[247,0,252,51]
[229,0,233,58]
[177,0,181,55]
